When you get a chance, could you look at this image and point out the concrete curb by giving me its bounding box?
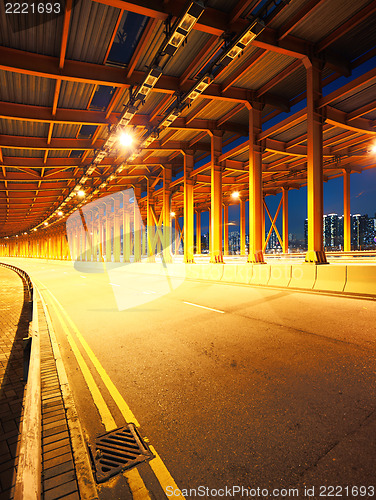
[36,284,99,500]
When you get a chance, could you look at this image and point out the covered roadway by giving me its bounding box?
[2,255,376,499]
[0,0,376,498]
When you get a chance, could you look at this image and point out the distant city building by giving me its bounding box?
[304,213,376,250]
[266,230,281,251]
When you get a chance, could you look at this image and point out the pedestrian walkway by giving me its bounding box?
[0,266,28,498]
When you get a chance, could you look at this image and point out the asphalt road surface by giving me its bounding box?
[3,257,376,500]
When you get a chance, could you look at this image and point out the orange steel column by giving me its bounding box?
[208,207,212,255]
[195,211,201,255]
[343,169,351,251]
[113,198,121,262]
[147,186,155,262]
[223,204,229,256]
[184,152,195,263]
[210,131,223,263]
[240,199,246,255]
[282,187,289,254]
[105,203,112,262]
[247,103,265,263]
[133,186,142,262]
[162,167,173,263]
[304,58,327,264]
[123,191,131,263]
[99,205,105,262]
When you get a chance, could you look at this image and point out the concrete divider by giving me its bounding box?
[221,264,238,283]
[206,264,224,281]
[313,264,347,292]
[234,264,253,284]
[268,264,292,287]
[289,264,317,289]
[250,264,271,285]
[344,265,376,295]
[185,263,201,280]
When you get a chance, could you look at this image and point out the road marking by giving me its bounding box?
[183,301,225,314]
[38,283,185,499]
[109,283,120,287]
[46,295,116,431]
[148,445,185,498]
[40,285,151,500]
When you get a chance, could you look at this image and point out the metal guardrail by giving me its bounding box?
[0,263,41,500]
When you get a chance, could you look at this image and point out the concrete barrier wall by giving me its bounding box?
[250,264,271,285]
[313,265,346,292]
[344,265,376,296]
[221,264,238,283]
[288,264,317,289]
[268,264,292,287]
[235,264,253,284]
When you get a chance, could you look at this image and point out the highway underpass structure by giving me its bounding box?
[1,1,376,499]
[0,0,376,270]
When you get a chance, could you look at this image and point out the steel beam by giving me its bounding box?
[343,170,351,252]
[184,153,195,263]
[210,131,223,263]
[305,58,327,264]
[247,103,265,263]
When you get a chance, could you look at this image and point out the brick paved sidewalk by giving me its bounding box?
[0,266,29,499]
[0,265,82,500]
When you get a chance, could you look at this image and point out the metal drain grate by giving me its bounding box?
[90,424,154,483]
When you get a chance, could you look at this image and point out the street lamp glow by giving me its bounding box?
[58,211,63,216]
[170,211,176,217]
[119,132,134,148]
[231,191,240,199]
[77,190,85,198]
[44,222,48,226]
[370,143,376,154]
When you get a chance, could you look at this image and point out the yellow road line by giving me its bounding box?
[148,445,185,498]
[46,296,116,432]
[39,279,185,500]
[38,284,151,500]
[46,288,140,427]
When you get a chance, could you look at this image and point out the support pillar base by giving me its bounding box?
[162,254,173,264]
[305,250,328,264]
[247,251,265,264]
[210,254,224,263]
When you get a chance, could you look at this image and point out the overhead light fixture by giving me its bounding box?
[184,73,212,103]
[44,222,48,226]
[58,211,63,216]
[118,131,134,147]
[127,149,141,162]
[77,190,85,198]
[219,19,265,67]
[93,150,106,164]
[33,228,37,232]
[119,105,138,127]
[160,108,181,128]
[231,191,240,199]
[136,67,163,101]
[163,1,205,57]
[170,211,176,217]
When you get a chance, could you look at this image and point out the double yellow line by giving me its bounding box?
[35,278,184,499]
